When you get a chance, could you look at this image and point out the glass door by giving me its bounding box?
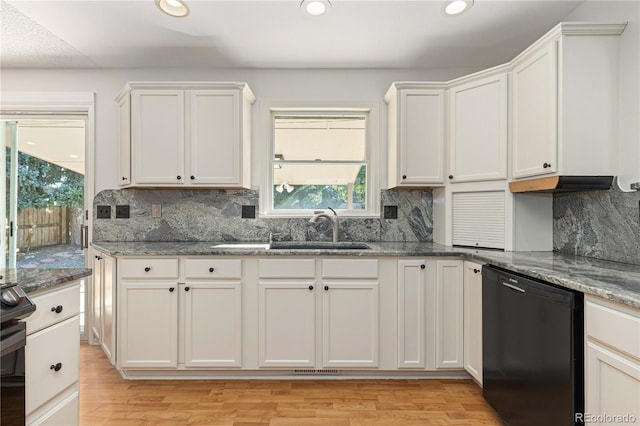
[2,117,89,339]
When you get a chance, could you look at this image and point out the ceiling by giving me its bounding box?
[4,120,85,174]
[1,0,584,69]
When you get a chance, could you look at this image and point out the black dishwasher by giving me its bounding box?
[482,265,584,426]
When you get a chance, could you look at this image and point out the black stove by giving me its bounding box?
[0,283,36,325]
[1,281,36,425]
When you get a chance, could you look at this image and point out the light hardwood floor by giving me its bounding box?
[79,344,501,425]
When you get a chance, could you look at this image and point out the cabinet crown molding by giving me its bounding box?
[116,81,255,104]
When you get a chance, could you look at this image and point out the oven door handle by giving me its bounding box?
[0,327,26,357]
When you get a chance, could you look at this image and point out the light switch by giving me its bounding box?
[151,204,162,218]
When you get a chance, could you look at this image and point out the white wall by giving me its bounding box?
[1,67,477,193]
[566,0,640,189]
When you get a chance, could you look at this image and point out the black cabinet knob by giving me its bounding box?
[177,176,182,180]
[169,287,175,292]
[543,162,551,169]
[51,305,63,314]
[209,267,215,273]
[308,285,314,290]
[185,287,190,292]
[420,264,426,269]
[50,362,62,372]
[402,175,407,180]
[144,267,151,272]
[473,268,480,274]
[122,176,127,181]
[448,175,454,179]
[324,285,329,291]
[190,176,195,180]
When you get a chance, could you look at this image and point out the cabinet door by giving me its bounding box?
[398,90,444,185]
[449,74,507,182]
[512,42,557,178]
[101,255,116,365]
[585,341,640,424]
[183,281,242,367]
[91,255,102,344]
[322,281,379,368]
[119,281,178,368]
[118,94,131,186]
[259,282,316,367]
[463,261,483,384]
[187,90,241,185]
[26,316,80,416]
[131,90,184,184]
[397,259,427,369]
[435,260,464,369]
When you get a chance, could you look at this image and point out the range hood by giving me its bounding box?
[509,176,614,193]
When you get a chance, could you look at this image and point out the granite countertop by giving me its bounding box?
[1,268,93,295]
[92,241,640,309]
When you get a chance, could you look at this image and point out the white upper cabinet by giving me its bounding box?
[448,71,508,183]
[116,82,255,188]
[385,83,445,187]
[512,23,626,179]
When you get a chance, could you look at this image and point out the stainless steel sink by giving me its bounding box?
[268,241,371,250]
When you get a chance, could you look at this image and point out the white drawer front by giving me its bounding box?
[586,296,640,360]
[27,283,80,335]
[185,258,242,279]
[26,316,80,415]
[259,259,315,278]
[322,259,379,279]
[27,385,78,426]
[120,258,179,279]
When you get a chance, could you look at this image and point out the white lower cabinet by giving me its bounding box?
[463,261,483,384]
[119,281,178,368]
[397,259,429,369]
[26,281,80,425]
[183,281,242,367]
[396,258,464,371]
[435,260,464,369]
[584,295,640,425]
[258,258,379,369]
[322,281,379,368]
[118,257,243,370]
[259,282,317,367]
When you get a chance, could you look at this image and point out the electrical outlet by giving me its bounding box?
[242,205,256,219]
[383,205,398,219]
[115,205,130,219]
[97,205,111,219]
[151,204,162,218]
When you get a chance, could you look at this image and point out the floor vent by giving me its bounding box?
[293,369,341,375]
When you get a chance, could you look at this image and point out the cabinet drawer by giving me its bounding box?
[322,259,378,279]
[27,283,80,335]
[259,259,315,278]
[120,258,179,279]
[586,296,640,360]
[185,258,241,279]
[26,316,80,415]
[27,385,78,426]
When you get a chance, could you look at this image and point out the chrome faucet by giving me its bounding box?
[309,207,339,242]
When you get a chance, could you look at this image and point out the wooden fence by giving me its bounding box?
[16,206,71,250]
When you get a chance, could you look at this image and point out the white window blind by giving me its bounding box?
[452,191,505,249]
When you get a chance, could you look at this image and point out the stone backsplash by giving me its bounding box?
[92,188,433,243]
[554,183,640,265]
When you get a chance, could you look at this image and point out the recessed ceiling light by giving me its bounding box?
[444,0,473,16]
[301,0,331,16]
[156,0,189,18]
[26,141,36,145]
[69,154,79,158]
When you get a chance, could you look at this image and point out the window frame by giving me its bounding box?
[259,101,380,218]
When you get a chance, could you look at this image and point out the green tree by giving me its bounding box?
[6,148,84,211]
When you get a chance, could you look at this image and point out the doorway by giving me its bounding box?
[2,115,91,340]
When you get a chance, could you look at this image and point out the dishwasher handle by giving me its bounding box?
[502,281,526,293]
